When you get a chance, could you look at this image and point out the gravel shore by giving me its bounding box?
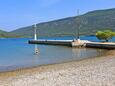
[0,50,115,86]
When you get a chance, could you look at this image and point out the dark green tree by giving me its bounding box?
[96,30,115,42]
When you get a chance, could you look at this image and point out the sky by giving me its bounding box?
[0,0,115,31]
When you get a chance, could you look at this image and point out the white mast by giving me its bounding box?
[34,24,37,40]
[77,9,80,40]
[77,9,81,43]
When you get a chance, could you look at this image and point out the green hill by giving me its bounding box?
[0,30,9,38]
[0,30,16,38]
[8,8,115,38]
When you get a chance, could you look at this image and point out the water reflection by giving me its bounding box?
[34,44,40,55]
[72,48,86,58]
[31,44,40,66]
[71,48,106,61]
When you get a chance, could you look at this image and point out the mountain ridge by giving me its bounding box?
[1,8,115,38]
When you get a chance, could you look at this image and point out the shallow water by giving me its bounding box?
[0,36,109,72]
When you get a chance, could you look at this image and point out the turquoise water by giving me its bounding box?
[0,36,110,72]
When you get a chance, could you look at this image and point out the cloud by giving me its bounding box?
[40,0,61,8]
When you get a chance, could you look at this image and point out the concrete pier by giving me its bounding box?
[86,42,115,49]
[29,39,115,49]
[28,39,89,47]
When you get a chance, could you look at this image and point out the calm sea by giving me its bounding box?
[0,36,113,72]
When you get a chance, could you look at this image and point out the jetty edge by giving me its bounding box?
[28,39,90,47]
[86,42,115,49]
[28,39,115,49]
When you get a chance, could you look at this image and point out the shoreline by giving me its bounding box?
[0,48,108,74]
[0,49,111,76]
[0,50,115,86]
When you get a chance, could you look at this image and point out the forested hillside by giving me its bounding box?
[3,8,115,38]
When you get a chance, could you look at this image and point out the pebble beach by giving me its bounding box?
[0,50,115,86]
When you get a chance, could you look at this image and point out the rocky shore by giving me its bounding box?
[0,50,115,86]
